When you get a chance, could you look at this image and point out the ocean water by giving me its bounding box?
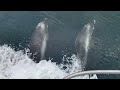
[0,11,120,79]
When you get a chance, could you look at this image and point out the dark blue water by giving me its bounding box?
[0,11,120,79]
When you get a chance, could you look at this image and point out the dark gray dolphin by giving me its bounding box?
[29,18,48,62]
[75,20,96,70]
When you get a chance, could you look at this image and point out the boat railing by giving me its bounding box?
[63,70,120,79]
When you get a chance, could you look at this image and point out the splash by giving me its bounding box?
[0,44,97,79]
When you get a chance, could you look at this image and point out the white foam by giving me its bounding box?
[94,20,96,24]
[0,44,97,79]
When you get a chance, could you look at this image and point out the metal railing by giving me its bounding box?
[63,70,120,79]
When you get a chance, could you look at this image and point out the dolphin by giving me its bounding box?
[75,20,96,70]
[29,18,49,62]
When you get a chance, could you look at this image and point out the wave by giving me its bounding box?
[0,44,97,79]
